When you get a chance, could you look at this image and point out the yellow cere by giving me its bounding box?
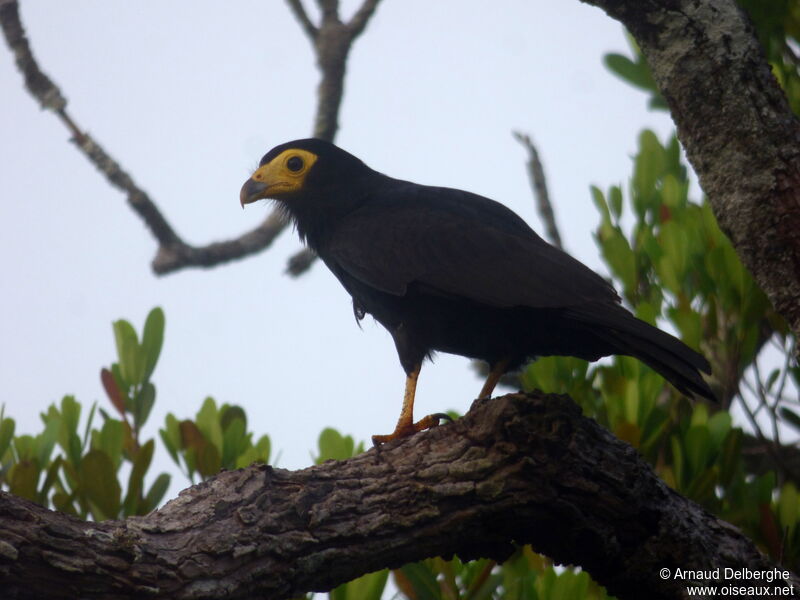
[250,149,319,197]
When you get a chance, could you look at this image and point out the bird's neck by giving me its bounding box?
[283,173,384,250]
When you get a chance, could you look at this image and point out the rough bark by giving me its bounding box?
[0,392,795,600]
[581,0,800,343]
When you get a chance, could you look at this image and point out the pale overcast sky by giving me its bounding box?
[1,1,674,495]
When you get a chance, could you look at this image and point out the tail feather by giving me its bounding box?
[566,304,715,401]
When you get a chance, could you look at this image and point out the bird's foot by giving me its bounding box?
[372,412,452,446]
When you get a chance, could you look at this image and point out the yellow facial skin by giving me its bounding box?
[240,149,319,206]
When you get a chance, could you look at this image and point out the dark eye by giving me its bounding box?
[287,156,304,172]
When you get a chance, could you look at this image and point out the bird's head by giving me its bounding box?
[240,138,368,207]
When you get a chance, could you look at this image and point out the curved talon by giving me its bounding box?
[430,412,453,423]
[372,412,449,446]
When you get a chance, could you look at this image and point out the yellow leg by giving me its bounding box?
[372,365,448,445]
[478,358,511,399]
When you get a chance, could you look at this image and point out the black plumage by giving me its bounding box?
[241,138,714,443]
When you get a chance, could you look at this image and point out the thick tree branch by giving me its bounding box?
[0,392,796,600]
[581,0,800,343]
[0,0,382,277]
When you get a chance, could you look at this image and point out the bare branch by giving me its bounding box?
[285,0,318,40]
[513,131,563,250]
[1,392,795,600]
[286,246,318,276]
[317,0,339,22]
[348,0,382,39]
[153,210,290,275]
[1,0,384,277]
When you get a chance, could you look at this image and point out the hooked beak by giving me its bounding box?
[239,179,269,208]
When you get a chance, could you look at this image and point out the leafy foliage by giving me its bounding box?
[161,397,271,483]
[1,308,170,520]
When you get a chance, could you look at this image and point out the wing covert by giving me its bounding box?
[323,184,619,309]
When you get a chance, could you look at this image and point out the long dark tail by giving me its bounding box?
[567,304,715,401]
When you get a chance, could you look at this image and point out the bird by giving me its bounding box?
[240,138,714,444]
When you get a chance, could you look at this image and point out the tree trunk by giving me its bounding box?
[0,393,795,599]
[582,0,800,344]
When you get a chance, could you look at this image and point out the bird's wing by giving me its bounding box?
[323,183,619,309]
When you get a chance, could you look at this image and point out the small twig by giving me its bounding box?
[782,40,800,70]
[739,375,799,483]
[286,247,318,276]
[348,0,381,37]
[753,357,782,448]
[285,0,318,39]
[738,379,767,441]
[773,336,795,404]
[512,131,563,250]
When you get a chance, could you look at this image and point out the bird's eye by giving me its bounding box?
[287,156,304,172]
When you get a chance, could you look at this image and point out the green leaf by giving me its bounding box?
[719,428,742,486]
[141,307,165,381]
[196,397,223,451]
[39,456,63,503]
[9,461,39,500]
[670,435,684,489]
[144,473,171,513]
[81,402,98,452]
[590,185,611,224]
[779,482,799,536]
[661,174,684,209]
[101,367,126,416]
[66,429,83,469]
[632,130,665,216]
[780,407,800,435]
[397,562,442,600]
[254,435,271,464]
[134,382,156,431]
[13,434,35,461]
[317,428,355,463]
[609,185,624,220]
[60,395,81,438]
[221,417,247,469]
[195,442,221,479]
[599,227,637,294]
[81,449,121,520]
[220,405,247,432]
[657,221,689,295]
[764,368,781,393]
[124,439,154,516]
[603,53,654,91]
[686,466,718,503]
[668,306,702,351]
[36,413,60,470]
[335,571,389,600]
[707,412,732,451]
[96,418,124,470]
[113,318,143,386]
[0,416,16,460]
[684,425,711,476]
[755,472,776,504]
[160,413,182,465]
[690,402,708,427]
